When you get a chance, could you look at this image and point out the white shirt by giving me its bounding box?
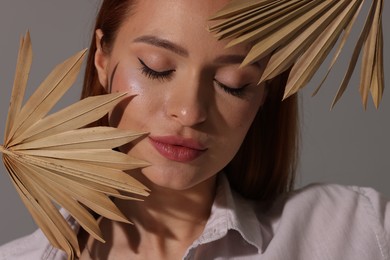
[1,174,389,259]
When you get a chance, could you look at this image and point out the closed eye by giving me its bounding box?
[214,80,249,98]
[138,58,175,81]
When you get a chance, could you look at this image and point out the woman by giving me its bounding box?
[1,0,388,259]
[79,0,297,258]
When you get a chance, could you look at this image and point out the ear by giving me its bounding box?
[94,29,109,89]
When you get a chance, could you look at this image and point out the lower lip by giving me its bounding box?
[149,138,206,162]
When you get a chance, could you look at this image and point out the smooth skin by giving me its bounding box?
[80,0,267,259]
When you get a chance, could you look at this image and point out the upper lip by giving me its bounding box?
[149,135,207,150]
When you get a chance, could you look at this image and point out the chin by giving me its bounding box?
[139,165,216,192]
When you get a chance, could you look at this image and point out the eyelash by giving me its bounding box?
[138,58,248,98]
[138,58,175,81]
[214,80,249,98]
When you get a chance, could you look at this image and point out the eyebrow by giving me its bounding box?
[214,55,246,65]
[133,35,260,69]
[133,35,189,57]
[214,54,263,70]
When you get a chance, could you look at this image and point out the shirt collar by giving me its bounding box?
[193,173,264,253]
[58,173,265,255]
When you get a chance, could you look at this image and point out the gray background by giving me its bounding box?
[0,0,389,245]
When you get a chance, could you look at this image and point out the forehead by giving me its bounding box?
[128,0,230,31]
[132,0,231,20]
[114,0,250,56]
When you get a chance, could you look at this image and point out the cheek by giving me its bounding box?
[214,86,265,157]
[222,103,258,150]
[110,62,146,94]
[218,86,265,131]
[108,64,159,130]
[229,103,258,128]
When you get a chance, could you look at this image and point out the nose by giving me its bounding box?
[166,77,208,127]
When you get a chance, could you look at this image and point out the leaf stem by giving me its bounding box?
[0,145,12,156]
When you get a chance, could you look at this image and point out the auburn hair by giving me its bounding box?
[224,70,299,200]
[81,0,299,202]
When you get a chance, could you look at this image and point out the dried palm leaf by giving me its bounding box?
[209,0,384,109]
[0,32,150,260]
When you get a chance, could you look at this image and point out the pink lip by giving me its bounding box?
[149,136,207,162]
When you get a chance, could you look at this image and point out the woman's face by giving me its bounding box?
[95,0,267,191]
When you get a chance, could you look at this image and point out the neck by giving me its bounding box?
[83,173,218,259]
[118,173,217,238]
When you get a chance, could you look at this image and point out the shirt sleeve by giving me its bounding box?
[0,228,66,260]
